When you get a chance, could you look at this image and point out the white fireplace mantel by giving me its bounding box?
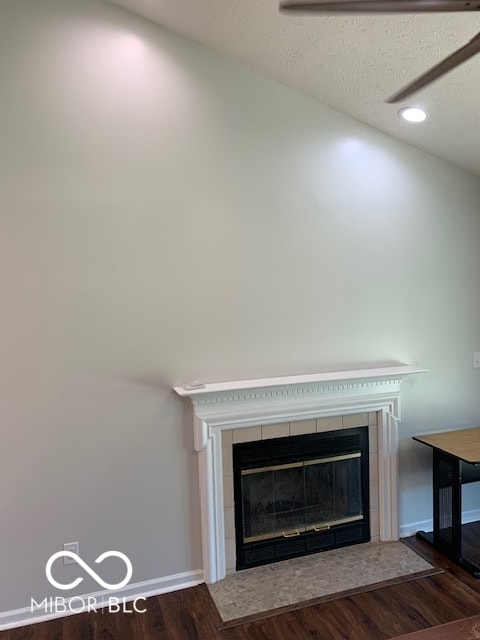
[174,364,427,583]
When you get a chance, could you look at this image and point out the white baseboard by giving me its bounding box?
[0,569,204,632]
[400,508,480,539]
[400,518,434,538]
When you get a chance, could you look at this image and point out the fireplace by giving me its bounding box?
[234,426,370,569]
[174,364,427,583]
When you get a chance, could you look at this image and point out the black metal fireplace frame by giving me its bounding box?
[233,426,370,570]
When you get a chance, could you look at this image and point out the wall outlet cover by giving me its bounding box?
[63,542,79,565]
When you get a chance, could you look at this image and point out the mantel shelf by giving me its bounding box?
[174,364,428,399]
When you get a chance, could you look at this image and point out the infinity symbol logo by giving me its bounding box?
[46,551,133,591]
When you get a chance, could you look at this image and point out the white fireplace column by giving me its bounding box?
[174,364,427,584]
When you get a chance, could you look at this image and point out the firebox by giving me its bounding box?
[233,426,370,570]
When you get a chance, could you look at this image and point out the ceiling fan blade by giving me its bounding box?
[387,32,480,102]
[280,0,480,13]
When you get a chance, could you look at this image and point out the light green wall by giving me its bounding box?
[1,0,479,612]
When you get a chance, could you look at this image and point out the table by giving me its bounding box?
[413,426,480,577]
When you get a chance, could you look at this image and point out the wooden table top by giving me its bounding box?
[413,426,480,464]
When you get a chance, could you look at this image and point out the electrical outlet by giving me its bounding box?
[63,542,79,565]
[474,353,480,369]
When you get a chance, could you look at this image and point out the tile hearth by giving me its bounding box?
[207,541,438,624]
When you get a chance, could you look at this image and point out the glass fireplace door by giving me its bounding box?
[241,453,363,543]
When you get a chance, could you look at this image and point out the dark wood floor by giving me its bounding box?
[4,536,480,640]
[459,521,480,569]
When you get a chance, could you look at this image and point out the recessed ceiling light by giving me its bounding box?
[398,107,428,123]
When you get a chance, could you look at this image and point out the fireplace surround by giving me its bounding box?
[174,364,427,584]
[233,426,370,569]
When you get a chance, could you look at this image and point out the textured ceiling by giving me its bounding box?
[107,0,480,177]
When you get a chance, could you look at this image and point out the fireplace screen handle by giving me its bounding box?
[312,524,331,532]
[282,529,300,538]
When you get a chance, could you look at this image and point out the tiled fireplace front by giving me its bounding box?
[174,365,426,584]
[222,413,379,572]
